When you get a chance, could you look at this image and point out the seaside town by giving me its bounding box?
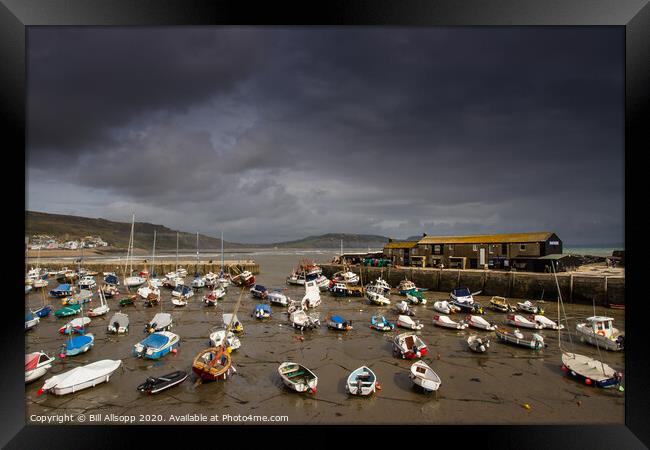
[27,235,109,251]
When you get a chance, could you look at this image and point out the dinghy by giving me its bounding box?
[143,292,160,307]
[107,312,129,334]
[450,287,479,304]
[250,284,268,299]
[327,315,353,331]
[534,314,563,330]
[223,313,244,333]
[78,276,97,290]
[25,311,40,331]
[137,284,160,300]
[137,370,188,394]
[87,289,109,317]
[61,289,93,306]
[516,300,544,315]
[203,286,226,306]
[290,309,320,331]
[267,290,289,306]
[209,329,241,350]
[393,332,428,359]
[60,334,95,358]
[119,294,137,307]
[395,300,414,316]
[465,315,497,331]
[132,331,180,359]
[490,296,516,312]
[25,352,55,383]
[397,315,424,330]
[50,284,75,298]
[172,285,193,300]
[467,335,490,353]
[101,284,120,298]
[38,359,122,396]
[346,366,377,396]
[506,314,543,329]
[406,290,426,305]
[192,346,236,381]
[54,303,81,318]
[495,329,545,350]
[104,274,119,285]
[366,290,391,306]
[433,300,460,314]
[576,316,624,351]
[278,362,318,394]
[253,303,272,319]
[370,315,395,331]
[145,312,173,333]
[59,317,91,334]
[432,314,468,330]
[171,296,188,307]
[409,360,441,392]
[34,305,52,318]
[561,352,623,389]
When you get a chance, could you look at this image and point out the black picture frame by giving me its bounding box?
[3,0,648,447]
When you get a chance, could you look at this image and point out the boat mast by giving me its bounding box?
[152,230,156,278]
[176,232,179,272]
[129,213,135,275]
[221,231,224,274]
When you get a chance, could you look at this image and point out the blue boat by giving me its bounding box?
[60,334,95,357]
[104,274,119,285]
[253,303,272,319]
[50,284,74,298]
[25,312,40,331]
[132,331,180,360]
[370,315,395,331]
[250,284,268,299]
[327,315,353,331]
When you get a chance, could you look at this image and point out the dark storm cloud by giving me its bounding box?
[26,27,624,244]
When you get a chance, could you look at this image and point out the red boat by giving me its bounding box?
[393,332,428,359]
[192,346,234,381]
[231,270,255,287]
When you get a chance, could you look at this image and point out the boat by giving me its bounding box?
[327,315,353,331]
[50,284,75,298]
[395,300,414,316]
[329,281,351,297]
[278,362,318,394]
[366,289,391,306]
[253,303,272,319]
[409,360,441,392]
[104,273,119,285]
[397,279,417,295]
[534,314,564,330]
[38,359,122,396]
[132,331,180,359]
[365,277,391,296]
[144,312,173,333]
[137,370,188,394]
[60,334,95,358]
[119,294,137,307]
[101,283,120,298]
[78,276,97,290]
[432,314,468,330]
[25,285,32,295]
[25,352,55,383]
[290,309,320,331]
[25,312,40,331]
[346,366,377,396]
[250,284,268,299]
[107,312,129,334]
[125,274,146,288]
[32,278,48,289]
[192,346,236,381]
[58,317,91,334]
[332,269,360,285]
[406,290,426,305]
[33,287,52,318]
[465,314,497,331]
[506,314,543,329]
[397,315,424,330]
[231,270,255,287]
[61,289,93,306]
[163,274,184,289]
[303,279,321,308]
[54,303,81,318]
[576,316,624,351]
[267,290,289,306]
[370,315,395,331]
[87,288,109,317]
[516,300,544,315]
[467,335,490,353]
[561,352,623,388]
[450,287,479,304]
[490,296,516,312]
[203,286,226,306]
[191,276,205,289]
[495,329,545,350]
[172,285,193,299]
[450,299,484,314]
[123,214,146,288]
[203,272,218,288]
[393,332,428,359]
[209,329,241,350]
[223,313,244,334]
[433,300,460,314]
[137,283,160,300]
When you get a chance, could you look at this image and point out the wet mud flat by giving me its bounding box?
[25,253,624,425]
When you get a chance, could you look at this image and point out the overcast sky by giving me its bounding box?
[26,27,624,245]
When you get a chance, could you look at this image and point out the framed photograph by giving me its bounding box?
[3,0,648,447]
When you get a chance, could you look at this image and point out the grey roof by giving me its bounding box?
[536,254,575,260]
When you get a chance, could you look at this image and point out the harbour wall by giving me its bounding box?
[39,261,260,276]
[321,264,625,306]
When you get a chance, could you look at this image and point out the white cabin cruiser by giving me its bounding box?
[576,316,624,351]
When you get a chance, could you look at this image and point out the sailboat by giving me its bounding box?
[191,232,205,288]
[124,214,146,288]
[192,287,243,382]
[87,287,110,317]
[217,231,231,287]
[552,261,624,390]
[33,284,52,318]
[137,231,161,300]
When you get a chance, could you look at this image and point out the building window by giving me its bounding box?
[520,244,526,251]
[433,245,441,255]
[472,244,478,251]
[489,244,494,254]
[448,244,454,251]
